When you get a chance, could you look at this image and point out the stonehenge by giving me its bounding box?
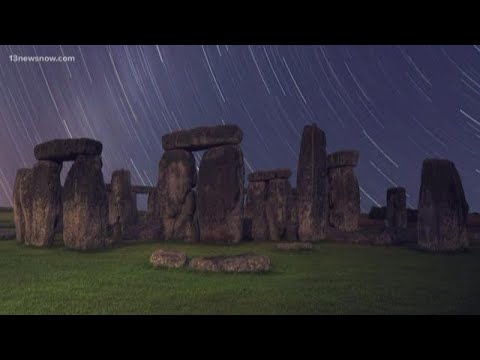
[296,124,329,242]
[148,149,198,243]
[14,138,109,250]
[197,144,244,243]
[10,124,474,253]
[245,169,294,242]
[417,159,469,252]
[63,155,108,250]
[386,187,407,229]
[107,170,138,241]
[327,150,360,232]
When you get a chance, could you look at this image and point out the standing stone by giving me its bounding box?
[265,178,291,241]
[108,170,138,240]
[296,124,328,241]
[327,150,360,232]
[22,161,62,247]
[386,187,407,229]
[286,188,299,241]
[63,155,108,250]
[150,150,198,243]
[417,159,469,252]
[245,180,268,241]
[12,168,33,243]
[197,145,244,243]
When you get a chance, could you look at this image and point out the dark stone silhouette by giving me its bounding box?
[131,185,154,194]
[245,180,268,241]
[149,150,198,242]
[265,178,291,241]
[368,206,386,220]
[328,150,360,232]
[296,124,328,241]
[108,170,138,240]
[327,150,359,168]
[23,161,62,247]
[407,208,418,222]
[34,138,102,162]
[197,145,244,243]
[286,188,299,241]
[248,168,292,182]
[63,155,108,250]
[13,168,32,244]
[162,124,243,151]
[386,187,407,229]
[417,159,469,252]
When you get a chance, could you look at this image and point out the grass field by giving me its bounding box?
[1,236,480,314]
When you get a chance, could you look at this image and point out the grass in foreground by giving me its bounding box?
[1,238,479,314]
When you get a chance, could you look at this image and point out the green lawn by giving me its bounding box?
[1,237,479,314]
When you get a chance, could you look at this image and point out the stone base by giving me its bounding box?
[188,253,270,272]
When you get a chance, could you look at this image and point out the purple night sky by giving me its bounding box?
[0,45,479,211]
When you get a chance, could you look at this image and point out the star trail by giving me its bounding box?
[0,45,480,212]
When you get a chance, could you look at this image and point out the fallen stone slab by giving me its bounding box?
[162,124,243,151]
[248,168,292,182]
[189,253,270,273]
[275,242,313,251]
[34,138,103,162]
[150,249,187,269]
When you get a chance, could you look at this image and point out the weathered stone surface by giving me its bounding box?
[368,206,386,220]
[13,168,32,244]
[189,253,270,272]
[150,249,187,269]
[245,180,268,241]
[286,188,299,241]
[248,168,292,182]
[63,155,108,250]
[34,138,102,162]
[22,161,62,247]
[417,159,469,252]
[328,165,360,232]
[149,150,198,243]
[296,124,328,241]
[197,145,244,243]
[275,242,313,251]
[386,187,407,229]
[265,178,291,241]
[108,170,138,240]
[162,124,243,151]
[327,150,359,169]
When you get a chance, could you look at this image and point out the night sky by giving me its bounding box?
[0,45,479,212]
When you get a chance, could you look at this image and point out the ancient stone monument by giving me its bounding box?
[13,157,63,247]
[417,159,469,252]
[386,187,407,229]
[12,138,109,250]
[197,144,244,243]
[327,150,360,232]
[245,169,294,242]
[63,154,108,250]
[296,124,328,241]
[107,170,138,240]
[12,168,33,244]
[148,149,198,242]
